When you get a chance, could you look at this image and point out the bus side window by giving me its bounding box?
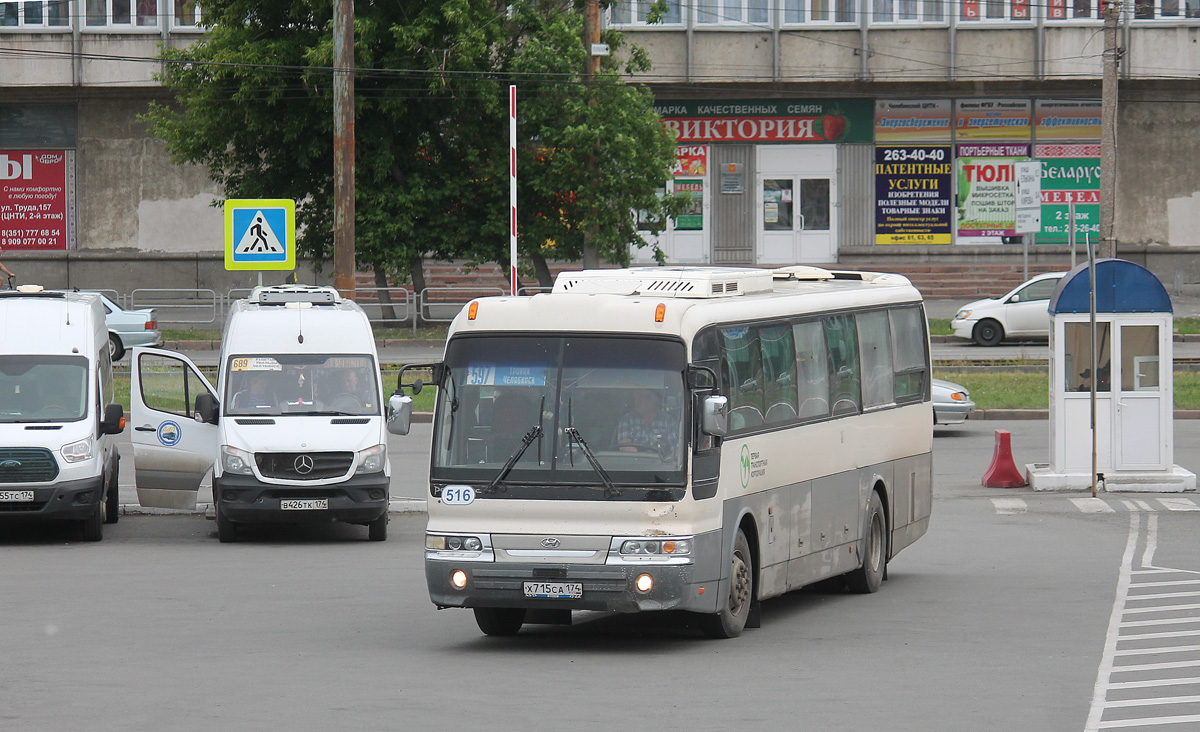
[760,324,798,424]
[720,326,765,432]
[824,315,861,416]
[793,319,830,420]
[890,306,928,402]
[856,310,894,409]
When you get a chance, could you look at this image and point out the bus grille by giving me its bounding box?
[255,452,353,480]
[0,448,59,483]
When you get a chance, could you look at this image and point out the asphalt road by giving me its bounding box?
[6,419,1200,730]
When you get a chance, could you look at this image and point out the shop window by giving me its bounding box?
[800,179,830,231]
[763,179,793,232]
[673,180,704,232]
[1064,322,1112,393]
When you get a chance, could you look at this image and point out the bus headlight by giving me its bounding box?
[355,444,387,474]
[620,538,692,556]
[635,574,654,593]
[427,534,483,552]
[60,438,93,463]
[221,445,254,475]
[451,569,469,589]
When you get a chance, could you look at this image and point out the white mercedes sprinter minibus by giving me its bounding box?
[130,285,392,541]
[0,286,126,541]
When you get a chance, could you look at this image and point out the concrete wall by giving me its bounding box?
[1118,100,1200,247]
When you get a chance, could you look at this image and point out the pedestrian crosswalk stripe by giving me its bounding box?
[1073,497,1116,513]
[991,498,1027,514]
[1159,498,1200,512]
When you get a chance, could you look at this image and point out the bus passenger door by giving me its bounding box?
[130,347,219,510]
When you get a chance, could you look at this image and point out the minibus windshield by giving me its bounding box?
[431,336,687,495]
[224,354,379,416]
[0,356,89,422]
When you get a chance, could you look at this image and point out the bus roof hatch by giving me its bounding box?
[552,267,774,299]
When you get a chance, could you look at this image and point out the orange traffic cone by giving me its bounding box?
[982,429,1027,488]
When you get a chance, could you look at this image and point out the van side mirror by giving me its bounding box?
[100,403,125,435]
[700,395,729,437]
[387,393,413,436]
[195,392,219,425]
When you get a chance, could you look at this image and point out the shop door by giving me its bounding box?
[1114,324,1167,470]
[756,146,837,265]
[669,178,708,263]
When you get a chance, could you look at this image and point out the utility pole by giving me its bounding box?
[1098,0,1120,260]
[333,0,356,299]
[582,0,601,269]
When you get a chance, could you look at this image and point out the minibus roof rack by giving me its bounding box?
[252,285,340,305]
[553,267,774,299]
[0,285,64,298]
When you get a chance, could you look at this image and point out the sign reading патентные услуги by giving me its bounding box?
[874,146,953,245]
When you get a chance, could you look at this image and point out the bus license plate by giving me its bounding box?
[523,582,583,599]
[281,499,328,511]
[0,490,34,502]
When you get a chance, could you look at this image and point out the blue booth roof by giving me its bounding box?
[1048,258,1173,315]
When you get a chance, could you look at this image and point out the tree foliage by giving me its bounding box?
[144,0,682,284]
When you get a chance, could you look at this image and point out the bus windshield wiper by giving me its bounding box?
[563,427,620,498]
[483,424,542,494]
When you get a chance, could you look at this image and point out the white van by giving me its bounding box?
[130,285,392,542]
[0,287,126,541]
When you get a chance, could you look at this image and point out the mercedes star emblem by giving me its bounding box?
[293,455,315,474]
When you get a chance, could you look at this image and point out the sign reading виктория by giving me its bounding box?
[224,199,296,271]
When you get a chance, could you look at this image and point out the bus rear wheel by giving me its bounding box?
[847,491,886,594]
[474,607,526,637]
[700,529,753,639]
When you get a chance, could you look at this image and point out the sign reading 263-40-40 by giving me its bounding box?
[224,199,296,271]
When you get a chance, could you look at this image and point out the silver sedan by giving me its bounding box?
[933,377,975,425]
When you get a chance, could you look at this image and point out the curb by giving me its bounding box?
[968,409,1200,420]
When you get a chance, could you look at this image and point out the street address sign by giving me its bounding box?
[224,199,296,271]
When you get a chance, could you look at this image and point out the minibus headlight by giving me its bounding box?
[60,438,93,463]
[355,444,387,474]
[427,534,483,552]
[221,445,254,475]
[620,538,692,556]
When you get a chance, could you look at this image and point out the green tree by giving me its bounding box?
[144,0,681,290]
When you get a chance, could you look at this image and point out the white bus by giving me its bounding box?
[391,266,933,638]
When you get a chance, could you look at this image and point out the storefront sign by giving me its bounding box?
[874,100,952,143]
[956,143,1030,240]
[1035,143,1100,244]
[672,145,708,176]
[1034,100,1101,141]
[674,180,704,231]
[0,150,71,250]
[656,99,872,144]
[875,146,953,245]
[954,99,1032,140]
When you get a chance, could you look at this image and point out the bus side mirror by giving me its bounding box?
[687,365,717,390]
[387,393,413,436]
[700,395,728,437]
[100,403,125,435]
[195,392,220,425]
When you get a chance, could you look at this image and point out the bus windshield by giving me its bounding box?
[431,336,687,494]
[0,356,89,422]
[224,354,379,416]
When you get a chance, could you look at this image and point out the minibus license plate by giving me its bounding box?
[281,499,328,511]
[523,582,583,599]
[0,490,34,502]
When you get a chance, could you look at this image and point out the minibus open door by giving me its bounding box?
[129,347,219,510]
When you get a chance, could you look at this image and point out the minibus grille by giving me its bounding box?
[0,448,59,483]
[255,452,353,480]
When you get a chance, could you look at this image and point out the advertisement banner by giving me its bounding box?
[875,146,953,245]
[672,145,708,176]
[874,100,952,143]
[674,180,704,231]
[1035,143,1100,244]
[0,150,71,250]
[955,143,1030,240]
[1034,100,1101,141]
[656,99,873,144]
[954,99,1033,140]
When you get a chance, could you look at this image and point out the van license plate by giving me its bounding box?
[0,490,34,502]
[523,582,583,599]
[281,499,328,510]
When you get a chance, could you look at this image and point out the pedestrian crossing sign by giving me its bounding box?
[224,199,296,271]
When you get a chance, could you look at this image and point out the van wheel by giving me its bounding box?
[216,502,238,543]
[847,491,886,594]
[972,319,1004,347]
[699,529,754,639]
[81,499,104,542]
[368,513,388,541]
[474,607,526,636]
[108,333,125,361]
[104,481,119,524]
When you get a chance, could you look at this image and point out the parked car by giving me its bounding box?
[60,291,161,361]
[932,378,975,425]
[951,272,1067,346]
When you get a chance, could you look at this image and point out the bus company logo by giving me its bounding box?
[157,420,181,447]
[740,444,751,488]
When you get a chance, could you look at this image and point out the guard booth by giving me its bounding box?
[1028,259,1196,492]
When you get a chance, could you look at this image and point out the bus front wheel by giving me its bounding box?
[700,529,754,639]
[847,491,886,594]
[474,607,526,637]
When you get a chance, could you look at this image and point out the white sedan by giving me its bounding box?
[60,291,162,360]
[932,378,975,425]
[951,272,1066,346]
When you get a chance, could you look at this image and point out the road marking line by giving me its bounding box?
[1098,713,1200,728]
[1117,630,1200,640]
[1158,498,1200,512]
[1125,603,1200,615]
[1103,694,1200,708]
[1110,660,1200,673]
[1137,500,1157,512]
[1123,591,1200,601]
[1114,644,1200,656]
[1086,513,1141,732]
[1073,497,1116,513]
[991,498,1027,514]
[1120,617,1200,628]
[1108,678,1200,691]
[1143,514,1159,567]
[1128,580,1200,589]
[1122,500,1141,512]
